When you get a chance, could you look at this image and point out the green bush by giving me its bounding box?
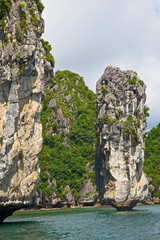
[16,26,22,41]
[19,149,24,159]
[144,106,150,117]
[46,53,55,67]
[101,86,108,96]
[41,39,52,53]
[41,39,55,67]
[19,6,28,31]
[19,1,26,9]
[30,8,39,27]
[128,76,137,85]
[0,0,12,30]
[101,115,118,125]
[36,0,45,13]
[138,80,144,87]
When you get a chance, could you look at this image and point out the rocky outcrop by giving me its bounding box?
[96,66,149,210]
[0,0,53,223]
[37,70,98,208]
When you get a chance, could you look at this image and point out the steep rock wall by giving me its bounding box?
[0,0,53,222]
[96,66,148,210]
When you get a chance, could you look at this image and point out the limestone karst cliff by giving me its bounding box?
[96,66,149,210]
[0,0,53,223]
[37,70,98,207]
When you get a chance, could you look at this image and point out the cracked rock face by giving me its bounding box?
[96,66,148,210]
[0,0,53,223]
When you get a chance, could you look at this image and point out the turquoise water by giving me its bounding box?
[1,205,160,240]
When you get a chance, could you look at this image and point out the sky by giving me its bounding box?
[41,0,160,130]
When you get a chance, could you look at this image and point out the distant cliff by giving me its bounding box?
[96,66,149,210]
[0,0,53,223]
[37,70,98,207]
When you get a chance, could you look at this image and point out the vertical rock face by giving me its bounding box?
[96,66,148,210]
[0,0,53,222]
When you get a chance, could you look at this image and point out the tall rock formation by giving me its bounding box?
[37,70,98,208]
[0,0,53,223]
[96,66,148,210]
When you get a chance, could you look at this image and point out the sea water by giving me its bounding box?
[1,205,160,240]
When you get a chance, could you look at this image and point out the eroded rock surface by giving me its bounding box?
[96,66,148,210]
[0,0,53,223]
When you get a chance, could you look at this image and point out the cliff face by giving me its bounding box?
[37,70,98,207]
[0,0,53,222]
[96,66,148,210]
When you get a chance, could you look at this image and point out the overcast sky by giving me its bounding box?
[42,0,160,130]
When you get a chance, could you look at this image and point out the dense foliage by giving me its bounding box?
[144,123,160,197]
[0,0,12,29]
[38,70,97,200]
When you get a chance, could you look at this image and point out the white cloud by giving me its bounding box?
[42,0,160,129]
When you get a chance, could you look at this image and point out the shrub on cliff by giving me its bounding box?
[0,0,12,29]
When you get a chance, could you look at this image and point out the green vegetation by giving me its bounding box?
[131,71,138,75]
[128,76,137,85]
[19,1,26,9]
[0,0,44,33]
[101,86,108,96]
[144,123,160,198]
[4,33,9,43]
[36,0,45,13]
[41,39,55,67]
[15,26,22,41]
[138,80,144,87]
[29,8,39,27]
[38,70,97,200]
[101,115,118,126]
[19,149,24,159]
[101,101,149,143]
[19,2,28,31]
[41,39,52,52]
[144,106,150,117]
[0,0,12,30]
[46,54,55,67]
[126,74,145,88]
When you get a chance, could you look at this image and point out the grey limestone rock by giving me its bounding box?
[48,98,57,108]
[0,0,53,223]
[78,179,97,206]
[96,66,149,210]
